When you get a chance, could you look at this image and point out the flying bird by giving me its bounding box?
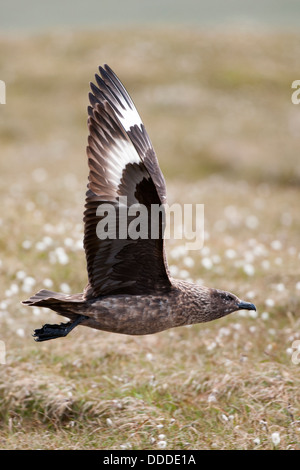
[23,65,256,341]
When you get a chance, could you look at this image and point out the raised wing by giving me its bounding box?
[89,64,167,204]
[83,65,171,299]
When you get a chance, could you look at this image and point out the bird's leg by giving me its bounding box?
[33,314,88,342]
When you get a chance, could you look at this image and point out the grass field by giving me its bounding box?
[0,27,300,450]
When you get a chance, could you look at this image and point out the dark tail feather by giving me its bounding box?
[22,290,88,342]
[22,289,83,307]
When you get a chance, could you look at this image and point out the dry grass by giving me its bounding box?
[0,27,300,450]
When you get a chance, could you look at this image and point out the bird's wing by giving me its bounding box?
[89,64,167,204]
[83,65,171,299]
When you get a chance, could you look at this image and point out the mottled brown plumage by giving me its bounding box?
[23,65,256,342]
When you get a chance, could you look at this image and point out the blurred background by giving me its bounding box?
[1,0,300,451]
[1,0,300,31]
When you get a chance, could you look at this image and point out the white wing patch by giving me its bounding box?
[106,138,141,188]
[117,101,143,132]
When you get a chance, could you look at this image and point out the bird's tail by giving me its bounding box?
[22,289,86,321]
[23,289,64,306]
[22,289,84,308]
[22,290,87,342]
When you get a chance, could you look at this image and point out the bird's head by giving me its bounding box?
[175,280,257,324]
[210,288,256,319]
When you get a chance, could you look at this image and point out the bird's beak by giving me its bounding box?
[238,301,256,311]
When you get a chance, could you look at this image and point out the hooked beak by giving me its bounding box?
[238,301,256,311]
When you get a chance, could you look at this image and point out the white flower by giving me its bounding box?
[238,310,247,317]
[202,257,213,270]
[249,310,258,319]
[243,264,255,276]
[49,247,69,265]
[246,291,256,300]
[271,432,280,446]
[208,393,217,403]
[183,256,194,268]
[43,278,53,288]
[218,327,231,337]
[224,359,233,367]
[201,246,210,256]
[22,276,36,292]
[106,418,113,427]
[10,283,19,294]
[207,341,217,351]
[271,240,282,250]
[22,240,32,250]
[296,282,300,291]
[265,298,275,308]
[245,215,259,229]
[35,241,46,251]
[55,247,69,265]
[253,437,260,445]
[158,434,166,440]
[33,307,41,316]
[43,236,53,247]
[225,248,236,259]
[64,237,74,248]
[170,245,186,259]
[261,260,270,270]
[169,265,179,277]
[16,328,25,338]
[24,276,36,286]
[60,283,71,294]
[146,353,153,361]
[261,312,269,320]
[179,269,189,279]
[253,244,267,257]
[75,239,83,250]
[16,270,26,280]
[157,440,167,449]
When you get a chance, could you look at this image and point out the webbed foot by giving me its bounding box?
[33,315,88,342]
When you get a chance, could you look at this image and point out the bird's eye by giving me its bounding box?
[223,293,233,302]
